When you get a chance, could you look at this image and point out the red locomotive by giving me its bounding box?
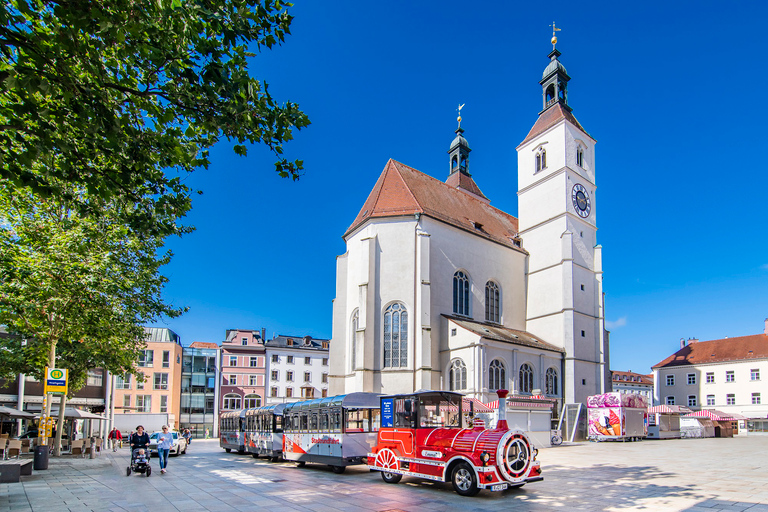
[368,389,542,496]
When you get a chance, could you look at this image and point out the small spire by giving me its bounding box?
[550,21,561,50]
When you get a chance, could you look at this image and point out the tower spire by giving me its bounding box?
[448,104,471,176]
[540,23,571,113]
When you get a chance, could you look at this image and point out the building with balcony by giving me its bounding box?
[112,327,183,428]
[219,329,267,414]
[180,342,220,438]
[265,335,330,403]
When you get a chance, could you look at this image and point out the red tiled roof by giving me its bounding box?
[652,333,768,369]
[189,342,219,349]
[518,103,593,148]
[345,159,523,251]
[445,171,489,202]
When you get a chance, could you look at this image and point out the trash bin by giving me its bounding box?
[33,445,49,470]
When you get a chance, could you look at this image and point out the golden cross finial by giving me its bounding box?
[457,103,465,127]
[550,21,561,49]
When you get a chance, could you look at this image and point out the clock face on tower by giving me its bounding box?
[571,183,591,218]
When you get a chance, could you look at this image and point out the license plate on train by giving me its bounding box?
[490,483,508,491]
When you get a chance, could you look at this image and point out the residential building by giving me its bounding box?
[180,342,220,438]
[265,335,330,403]
[329,40,609,405]
[219,329,267,413]
[651,318,768,419]
[611,370,653,401]
[112,327,183,428]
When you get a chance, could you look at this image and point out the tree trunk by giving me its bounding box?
[54,394,67,456]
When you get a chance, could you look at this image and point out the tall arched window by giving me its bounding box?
[453,271,470,316]
[535,148,547,172]
[350,309,359,371]
[489,359,506,390]
[546,368,558,396]
[576,147,584,167]
[519,363,534,394]
[222,393,241,410]
[384,303,408,368]
[243,394,261,408]
[485,281,500,323]
[450,359,467,391]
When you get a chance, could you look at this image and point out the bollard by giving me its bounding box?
[89,437,96,459]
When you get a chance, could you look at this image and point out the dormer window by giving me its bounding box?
[576,147,584,167]
[535,148,546,172]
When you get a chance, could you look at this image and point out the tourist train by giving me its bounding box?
[220,389,542,496]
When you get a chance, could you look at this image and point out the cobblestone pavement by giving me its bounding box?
[1,436,767,512]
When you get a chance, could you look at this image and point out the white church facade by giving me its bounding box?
[328,43,610,406]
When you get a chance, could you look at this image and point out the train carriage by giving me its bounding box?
[220,409,247,453]
[244,403,286,461]
[282,392,381,473]
[368,390,542,497]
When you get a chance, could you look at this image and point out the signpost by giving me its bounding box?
[39,367,68,444]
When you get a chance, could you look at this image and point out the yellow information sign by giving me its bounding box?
[44,367,68,395]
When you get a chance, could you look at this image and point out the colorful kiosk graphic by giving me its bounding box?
[587,392,648,441]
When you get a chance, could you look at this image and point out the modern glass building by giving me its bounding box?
[179,343,220,439]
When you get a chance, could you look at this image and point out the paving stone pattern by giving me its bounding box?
[1,437,767,511]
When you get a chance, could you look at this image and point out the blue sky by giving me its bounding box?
[157,1,768,375]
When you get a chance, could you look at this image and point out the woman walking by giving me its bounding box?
[156,425,174,474]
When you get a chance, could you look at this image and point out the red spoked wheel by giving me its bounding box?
[375,448,402,484]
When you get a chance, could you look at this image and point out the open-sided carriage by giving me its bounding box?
[245,403,286,461]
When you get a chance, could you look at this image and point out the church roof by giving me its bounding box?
[518,103,593,148]
[651,333,768,369]
[444,315,564,354]
[345,159,522,251]
[445,170,489,202]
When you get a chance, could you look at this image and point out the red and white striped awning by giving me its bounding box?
[486,395,556,409]
[463,398,494,413]
[684,409,744,421]
[648,405,692,414]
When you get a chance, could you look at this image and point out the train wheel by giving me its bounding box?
[296,461,306,467]
[381,471,402,484]
[330,465,346,474]
[252,453,259,458]
[270,456,280,463]
[452,462,479,497]
[225,448,231,453]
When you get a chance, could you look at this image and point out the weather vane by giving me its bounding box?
[550,21,561,49]
[457,103,465,128]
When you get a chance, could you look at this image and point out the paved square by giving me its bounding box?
[1,436,766,511]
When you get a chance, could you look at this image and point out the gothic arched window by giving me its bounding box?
[546,367,558,396]
[577,147,584,168]
[450,359,467,391]
[453,271,470,316]
[489,359,506,390]
[383,303,408,368]
[485,281,500,323]
[519,363,534,394]
[350,309,359,371]
[452,155,458,170]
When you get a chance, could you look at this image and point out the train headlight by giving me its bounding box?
[481,451,491,465]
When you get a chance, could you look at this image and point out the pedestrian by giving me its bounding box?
[107,427,122,451]
[205,428,209,439]
[182,428,191,446]
[156,425,174,474]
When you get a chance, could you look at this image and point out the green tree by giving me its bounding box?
[0,0,310,236]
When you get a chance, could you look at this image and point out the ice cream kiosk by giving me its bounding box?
[587,392,648,441]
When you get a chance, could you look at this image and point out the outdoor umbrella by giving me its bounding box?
[0,405,35,419]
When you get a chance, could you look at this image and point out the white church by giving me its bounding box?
[328,42,610,407]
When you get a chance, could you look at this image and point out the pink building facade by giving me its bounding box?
[219,329,267,413]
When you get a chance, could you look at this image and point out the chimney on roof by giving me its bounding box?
[688,337,698,344]
[680,338,686,349]
[765,318,768,335]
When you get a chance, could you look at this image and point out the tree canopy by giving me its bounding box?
[0,0,310,236]
[0,0,309,391]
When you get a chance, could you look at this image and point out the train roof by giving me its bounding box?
[245,403,288,416]
[380,390,465,400]
[283,392,382,411]
[220,409,248,418]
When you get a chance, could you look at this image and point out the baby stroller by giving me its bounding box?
[127,448,152,477]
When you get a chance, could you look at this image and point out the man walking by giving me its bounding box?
[107,427,122,452]
[156,425,174,474]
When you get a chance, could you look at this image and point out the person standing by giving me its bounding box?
[107,427,122,451]
[156,425,174,474]
[204,428,209,439]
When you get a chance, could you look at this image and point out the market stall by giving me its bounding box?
[683,409,738,438]
[646,405,691,440]
[587,392,648,441]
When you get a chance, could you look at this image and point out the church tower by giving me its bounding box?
[516,30,609,405]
